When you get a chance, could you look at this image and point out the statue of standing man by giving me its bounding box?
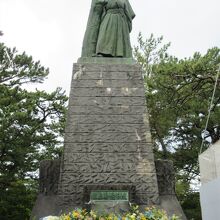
[81,0,135,58]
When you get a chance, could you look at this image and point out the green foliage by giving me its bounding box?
[176,180,201,220]
[134,33,170,78]
[0,180,37,220]
[0,43,48,86]
[180,192,201,220]
[0,43,68,219]
[134,33,220,220]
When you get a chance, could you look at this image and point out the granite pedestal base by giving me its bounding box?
[31,61,186,220]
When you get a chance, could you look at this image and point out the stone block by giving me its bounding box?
[68,96,146,106]
[39,160,60,195]
[67,105,148,115]
[62,161,156,173]
[65,123,150,133]
[71,79,144,88]
[73,63,142,72]
[64,132,152,143]
[72,70,142,80]
[63,152,155,163]
[56,195,82,207]
[59,173,158,185]
[66,114,148,124]
[70,87,145,97]
[135,193,160,205]
[155,160,175,195]
[63,143,153,153]
[58,183,159,196]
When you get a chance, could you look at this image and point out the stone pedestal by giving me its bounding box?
[31,60,186,220]
[57,62,160,210]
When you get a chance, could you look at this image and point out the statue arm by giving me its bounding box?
[124,0,135,32]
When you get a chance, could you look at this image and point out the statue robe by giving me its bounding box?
[81,0,135,58]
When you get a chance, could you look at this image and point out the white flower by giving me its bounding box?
[40,216,60,220]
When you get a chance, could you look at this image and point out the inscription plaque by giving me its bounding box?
[90,190,129,201]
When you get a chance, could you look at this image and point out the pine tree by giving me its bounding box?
[0,43,68,219]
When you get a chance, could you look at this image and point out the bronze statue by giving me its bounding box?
[81,0,135,58]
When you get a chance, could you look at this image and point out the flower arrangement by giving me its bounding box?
[59,206,180,220]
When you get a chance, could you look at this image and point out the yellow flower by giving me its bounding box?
[90,210,97,219]
[140,213,147,220]
[73,211,79,218]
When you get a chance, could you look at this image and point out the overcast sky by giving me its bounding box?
[0,0,220,94]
